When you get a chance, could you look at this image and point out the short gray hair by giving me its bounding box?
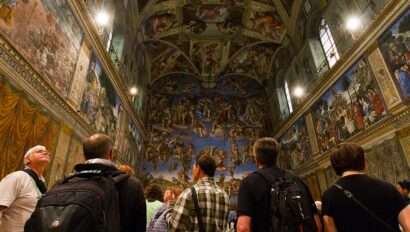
[24,145,47,165]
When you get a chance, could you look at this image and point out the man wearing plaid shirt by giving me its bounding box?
[168,154,230,231]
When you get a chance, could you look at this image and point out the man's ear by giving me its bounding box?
[363,162,368,173]
[254,156,259,168]
[108,147,113,161]
[25,155,31,165]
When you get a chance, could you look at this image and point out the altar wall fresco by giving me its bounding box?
[145,74,271,191]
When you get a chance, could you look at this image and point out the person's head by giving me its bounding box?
[192,154,216,180]
[397,180,410,198]
[83,133,113,160]
[145,183,163,202]
[253,137,280,168]
[117,164,135,175]
[163,186,184,202]
[330,142,366,176]
[24,145,50,168]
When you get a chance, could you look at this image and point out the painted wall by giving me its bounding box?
[145,74,271,192]
[0,0,144,185]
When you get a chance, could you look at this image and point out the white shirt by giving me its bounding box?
[0,171,41,232]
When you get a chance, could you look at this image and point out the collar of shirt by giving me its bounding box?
[86,158,117,168]
[196,177,216,185]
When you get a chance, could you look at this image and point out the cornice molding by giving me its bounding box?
[69,0,146,138]
[274,0,409,139]
[0,35,92,139]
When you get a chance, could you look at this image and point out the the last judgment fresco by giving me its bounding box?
[145,74,271,193]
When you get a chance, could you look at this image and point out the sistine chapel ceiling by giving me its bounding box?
[137,0,299,86]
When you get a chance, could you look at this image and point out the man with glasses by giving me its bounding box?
[0,145,50,232]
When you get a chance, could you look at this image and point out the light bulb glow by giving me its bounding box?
[95,11,109,26]
[130,87,138,95]
[346,16,361,31]
[294,87,304,97]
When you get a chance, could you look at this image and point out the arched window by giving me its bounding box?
[284,81,293,113]
[319,18,340,67]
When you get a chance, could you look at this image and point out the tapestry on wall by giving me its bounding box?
[145,74,271,193]
[311,57,387,152]
[278,116,311,170]
[379,7,410,100]
[366,137,410,185]
[0,76,57,179]
[79,53,121,144]
[0,0,83,98]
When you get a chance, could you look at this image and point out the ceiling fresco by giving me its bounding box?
[144,10,178,39]
[140,0,291,83]
[223,43,278,80]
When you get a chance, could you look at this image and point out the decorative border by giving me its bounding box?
[399,136,410,168]
[305,112,319,155]
[367,46,402,110]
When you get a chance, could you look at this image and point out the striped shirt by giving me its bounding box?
[168,177,230,232]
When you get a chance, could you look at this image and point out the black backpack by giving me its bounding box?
[24,169,129,232]
[255,169,317,232]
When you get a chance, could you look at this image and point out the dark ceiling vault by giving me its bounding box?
[136,0,299,85]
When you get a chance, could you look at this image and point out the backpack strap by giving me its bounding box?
[254,169,286,230]
[22,169,47,194]
[191,187,205,232]
[62,170,103,184]
[112,172,130,184]
[254,168,286,185]
[62,170,129,185]
[333,183,395,232]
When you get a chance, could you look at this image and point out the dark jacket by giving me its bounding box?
[74,162,146,232]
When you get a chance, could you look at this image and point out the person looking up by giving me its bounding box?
[0,145,50,232]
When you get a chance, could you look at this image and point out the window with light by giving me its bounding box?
[319,18,340,67]
[284,81,293,113]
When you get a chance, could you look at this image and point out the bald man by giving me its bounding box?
[0,145,50,232]
[78,133,146,231]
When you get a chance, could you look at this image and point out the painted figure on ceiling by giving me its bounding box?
[0,0,27,26]
[182,3,207,34]
[147,12,176,38]
[250,12,283,41]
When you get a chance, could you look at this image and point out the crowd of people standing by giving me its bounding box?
[0,134,409,231]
